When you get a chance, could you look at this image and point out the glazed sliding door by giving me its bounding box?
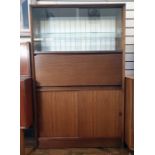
[32,7,122,53]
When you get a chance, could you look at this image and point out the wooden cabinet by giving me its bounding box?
[20,42,33,128]
[20,77,33,128]
[20,42,31,76]
[20,42,33,155]
[30,4,125,148]
[125,76,134,150]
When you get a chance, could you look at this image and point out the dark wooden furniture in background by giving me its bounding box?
[20,129,25,155]
[20,42,31,76]
[125,76,134,150]
[30,4,125,148]
[20,77,33,128]
[20,42,33,155]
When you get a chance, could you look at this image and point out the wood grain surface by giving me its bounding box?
[35,54,122,86]
[37,89,123,139]
[125,76,134,150]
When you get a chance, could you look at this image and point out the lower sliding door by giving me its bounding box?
[37,89,123,148]
[37,91,78,138]
[78,89,123,138]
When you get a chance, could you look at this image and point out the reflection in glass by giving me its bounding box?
[32,7,122,52]
[20,0,29,30]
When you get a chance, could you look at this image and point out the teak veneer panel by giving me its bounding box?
[125,76,134,150]
[37,89,123,139]
[38,137,121,148]
[37,91,78,137]
[78,89,122,138]
[20,43,31,76]
[20,77,33,128]
[35,54,122,86]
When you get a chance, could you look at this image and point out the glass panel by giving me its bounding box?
[32,7,122,52]
[20,0,29,30]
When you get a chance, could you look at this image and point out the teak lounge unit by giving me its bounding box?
[30,4,125,148]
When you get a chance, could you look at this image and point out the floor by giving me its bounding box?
[25,147,134,155]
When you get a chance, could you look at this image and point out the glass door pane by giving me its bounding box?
[32,7,122,53]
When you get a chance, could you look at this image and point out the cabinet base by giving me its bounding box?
[38,137,122,148]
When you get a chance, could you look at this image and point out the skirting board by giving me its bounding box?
[38,137,122,148]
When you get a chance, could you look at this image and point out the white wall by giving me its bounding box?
[125,2,134,76]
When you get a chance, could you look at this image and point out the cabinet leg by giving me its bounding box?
[20,129,25,155]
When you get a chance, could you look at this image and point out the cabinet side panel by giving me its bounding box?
[20,78,33,128]
[125,77,134,150]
